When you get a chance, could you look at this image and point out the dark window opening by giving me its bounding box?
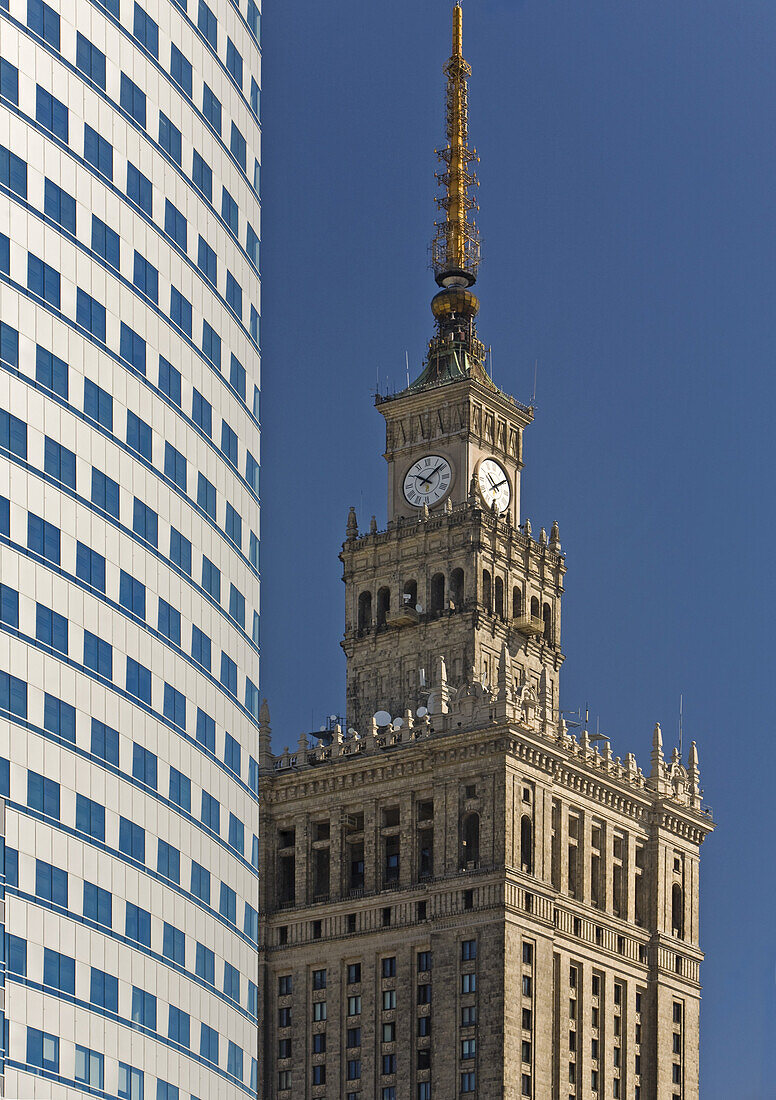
[357,590,372,632]
[430,572,445,615]
[376,586,390,627]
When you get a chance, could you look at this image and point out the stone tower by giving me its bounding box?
[258,7,713,1099]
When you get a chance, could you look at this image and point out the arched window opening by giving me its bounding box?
[376,586,390,628]
[357,591,372,632]
[430,573,446,615]
[494,576,504,619]
[402,579,418,609]
[542,602,552,642]
[461,812,480,869]
[512,587,522,619]
[520,815,533,875]
[530,595,540,620]
[450,568,465,610]
[672,883,684,939]
[482,570,492,613]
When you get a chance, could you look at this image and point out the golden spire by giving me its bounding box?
[432,2,481,288]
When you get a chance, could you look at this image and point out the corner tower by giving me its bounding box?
[341,5,564,734]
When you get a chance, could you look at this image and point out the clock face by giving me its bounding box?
[403,455,452,508]
[478,458,511,513]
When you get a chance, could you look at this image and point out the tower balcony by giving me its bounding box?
[514,613,545,637]
[386,606,421,628]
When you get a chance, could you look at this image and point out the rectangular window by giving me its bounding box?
[118,1064,144,1100]
[244,902,259,942]
[36,85,68,141]
[127,162,153,215]
[158,598,181,645]
[462,939,477,961]
[251,304,260,345]
[246,451,260,494]
[197,236,217,286]
[168,1005,190,1047]
[1,410,27,459]
[163,923,185,965]
[159,356,182,406]
[192,149,212,202]
[133,498,158,546]
[84,379,113,430]
[43,947,75,994]
[92,214,120,268]
[248,0,260,39]
[198,0,218,45]
[0,143,27,199]
[0,59,19,105]
[36,345,68,397]
[125,902,151,947]
[75,1045,104,1089]
[169,766,191,812]
[76,793,105,840]
[91,469,120,519]
[225,505,242,550]
[0,320,18,368]
[201,790,220,832]
[163,682,186,729]
[120,571,146,619]
[131,985,157,1029]
[27,513,60,564]
[35,857,67,902]
[127,412,153,461]
[220,882,236,923]
[27,253,60,308]
[119,817,146,862]
[163,444,187,494]
[77,289,106,341]
[171,44,192,97]
[228,811,244,853]
[84,881,112,927]
[230,354,247,401]
[201,556,220,602]
[133,3,159,56]
[200,1022,219,1065]
[76,34,106,89]
[165,198,187,248]
[120,323,146,374]
[191,859,211,903]
[159,112,182,165]
[28,0,60,48]
[221,420,238,466]
[170,286,192,336]
[227,1041,243,1081]
[230,123,246,172]
[90,966,119,1011]
[221,187,238,234]
[43,694,76,741]
[196,942,215,984]
[84,123,113,179]
[192,389,213,435]
[126,657,152,704]
[91,718,119,765]
[36,604,68,654]
[0,584,18,628]
[226,38,243,88]
[27,1027,59,1074]
[202,319,221,368]
[132,743,158,789]
[195,707,215,751]
[220,652,237,695]
[247,223,260,269]
[120,73,147,127]
[191,625,212,672]
[84,630,112,678]
[44,179,76,233]
[133,251,158,303]
[202,83,221,134]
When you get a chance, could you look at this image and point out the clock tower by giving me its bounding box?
[340,4,565,734]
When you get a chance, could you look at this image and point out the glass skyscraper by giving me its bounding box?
[0,0,261,1094]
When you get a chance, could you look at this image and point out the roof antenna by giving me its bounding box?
[488,345,493,380]
[679,693,683,759]
[406,351,410,388]
[530,359,538,406]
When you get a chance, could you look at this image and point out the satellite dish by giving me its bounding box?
[392,718,404,730]
[329,714,338,722]
[416,604,424,613]
[416,706,428,718]
[348,727,356,735]
[374,710,392,727]
[319,725,326,732]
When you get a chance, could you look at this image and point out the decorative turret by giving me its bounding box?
[688,740,702,809]
[259,698,273,771]
[346,506,358,540]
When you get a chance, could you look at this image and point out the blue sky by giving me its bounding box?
[259,2,776,1089]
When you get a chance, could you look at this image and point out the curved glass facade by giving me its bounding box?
[0,0,261,1094]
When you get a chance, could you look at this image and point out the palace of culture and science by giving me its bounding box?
[257,7,714,1099]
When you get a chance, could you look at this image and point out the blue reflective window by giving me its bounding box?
[0,584,18,628]
[133,3,158,57]
[28,0,60,49]
[192,389,212,436]
[44,437,76,488]
[119,73,146,127]
[170,286,192,336]
[221,420,238,467]
[76,543,106,591]
[119,818,146,862]
[84,379,113,430]
[249,756,259,796]
[201,555,220,600]
[247,223,259,270]
[28,514,60,562]
[164,199,187,248]
[44,178,76,232]
[220,652,237,696]
[84,123,113,179]
[163,922,185,965]
[84,630,113,678]
[0,143,27,198]
[225,733,242,777]
[157,839,180,884]
[226,272,243,320]
[228,812,244,854]
[197,236,217,287]
[132,744,157,789]
[76,794,105,841]
[158,598,181,645]
[27,1027,59,1074]
[133,498,158,546]
[127,162,152,215]
[120,323,146,374]
[118,1063,144,1100]
[201,791,220,833]
[127,413,153,462]
[221,187,238,235]
[91,718,119,765]
[170,526,192,575]
[159,356,182,406]
[0,59,18,105]
[169,766,191,812]
[192,149,212,202]
[77,289,106,341]
[92,215,120,268]
[192,626,211,672]
[198,1,218,49]
[168,1005,190,1048]
[126,657,152,705]
[225,504,242,550]
[76,34,106,89]
[164,443,187,492]
[36,86,68,141]
[198,476,217,523]
[131,986,157,1029]
[250,79,260,119]
[246,450,260,494]
[0,231,8,275]
[202,83,221,134]
[0,321,18,367]
[36,345,68,398]
[200,1022,219,1066]
[91,469,120,519]
[230,123,246,172]
[0,409,27,459]
[195,706,215,749]
[8,934,26,975]
[245,677,260,720]
[170,44,192,97]
[202,323,221,372]
[35,604,68,654]
[133,251,158,303]
[75,1045,104,1089]
[159,112,182,165]
[84,881,112,927]
[158,1077,180,1099]
[248,0,260,40]
[90,966,119,1011]
[27,253,60,308]
[120,572,146,619]
[251,304,260,345]
[195,942,214,984]
[43,694,76,742]
[5,845,18,886]
[244,902,259,942]
[163,683,186,730]
[190,860,210,904]
[96,0,119,13]
[227,1041,243,1081]
[224,960,240,1000]
[35,858,67,902]
[226,38,243,89]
